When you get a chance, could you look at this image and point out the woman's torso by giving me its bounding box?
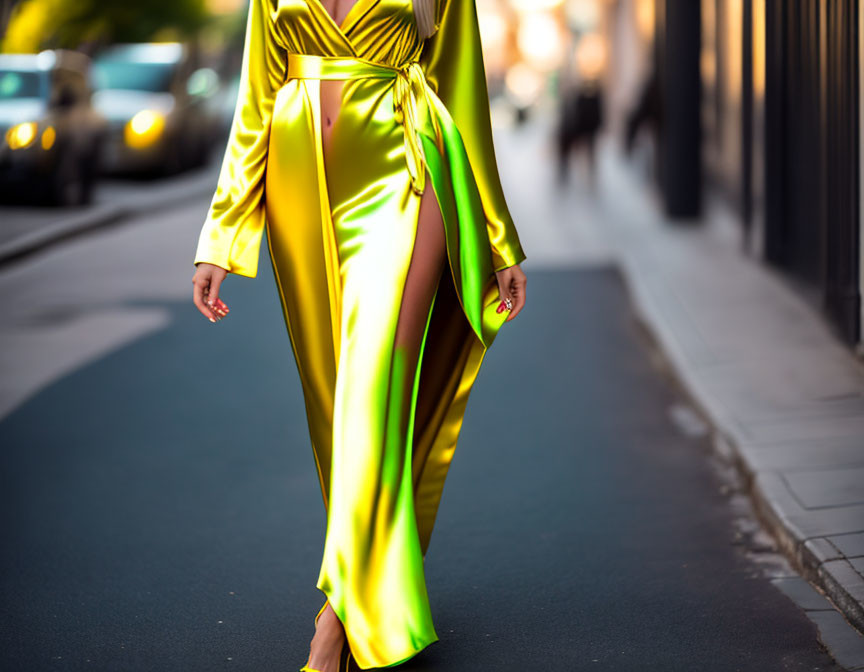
[272,0,427,164]
[315,0,356,154]
[265,0,435,277]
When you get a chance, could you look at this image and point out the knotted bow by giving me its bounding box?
[283,53,442,196]
[392,61,441,195]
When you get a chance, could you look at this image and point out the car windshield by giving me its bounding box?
[0,70,43,100]
[92,61,174,92]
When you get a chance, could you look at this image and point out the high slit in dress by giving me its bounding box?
[193,0,526,668]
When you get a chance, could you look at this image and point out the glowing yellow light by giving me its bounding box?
[41,125,56,150]
[636,0,655,41]
[478,8,510,74]
[124,110,165,149]
[517,12,566,71]
[505,62,544,107]
[510,0,564,10]
[724,0,743,104]
[566,0,601,28]
[576,33,607,80]
[753,0,765,95]
[479,11,508,51]
[6,121,38,150]
[205,0,245,14]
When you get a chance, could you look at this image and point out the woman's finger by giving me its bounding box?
[207,273,224,310]
[210,297,229,318]
[505,273,526,322]
[496,270,513,314]
[193,277,217,322]
[506,290,525,321]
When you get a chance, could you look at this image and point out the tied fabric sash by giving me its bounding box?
[283,53,442,194]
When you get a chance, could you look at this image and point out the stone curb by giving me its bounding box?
[0,206,127,266]
[0,172,216,267]
[615,256,864,637]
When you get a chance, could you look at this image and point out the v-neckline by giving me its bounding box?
[309,0,372,35]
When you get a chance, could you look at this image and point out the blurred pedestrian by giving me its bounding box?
[555,32,606,187]
[556,78,604,185]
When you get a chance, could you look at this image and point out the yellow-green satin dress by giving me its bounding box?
[193,0,526,667]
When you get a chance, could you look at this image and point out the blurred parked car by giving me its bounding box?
[91,42,220,176]
[0,50,107,206]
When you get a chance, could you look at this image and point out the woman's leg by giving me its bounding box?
[393,180,447,408]
[308,176,446,670]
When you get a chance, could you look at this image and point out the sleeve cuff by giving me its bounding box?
[491,244,527,273]
[194,246,258,279]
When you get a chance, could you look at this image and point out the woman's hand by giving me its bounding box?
[495,263,526,322]
[192,263,230,323]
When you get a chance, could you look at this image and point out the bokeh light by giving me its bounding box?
[124,109,166,149]
[6,121,38,150]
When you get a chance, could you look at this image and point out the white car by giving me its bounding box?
[92,42,220,176]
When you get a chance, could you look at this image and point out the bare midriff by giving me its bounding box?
[319,79,345,163]
[318,1,356,161]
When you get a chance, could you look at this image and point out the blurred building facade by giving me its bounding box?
[598,0,864,350]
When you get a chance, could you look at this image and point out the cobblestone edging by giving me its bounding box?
[615,252,864,638]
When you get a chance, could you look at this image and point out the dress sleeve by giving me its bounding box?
[193,0,286,278]
[419,0,526,272]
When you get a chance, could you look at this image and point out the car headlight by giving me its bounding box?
[6,121,38,150]
[41,126,56,150]
[124,110,165,149]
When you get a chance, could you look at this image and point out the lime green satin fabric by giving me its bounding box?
[193,1,526,668]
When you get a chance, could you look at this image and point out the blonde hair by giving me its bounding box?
[414,0,437,39]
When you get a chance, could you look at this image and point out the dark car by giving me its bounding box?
[0,50,107,206]
[91,42,220,176]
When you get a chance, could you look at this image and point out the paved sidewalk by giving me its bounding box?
[496,110,864,667]
[592,147,864,629]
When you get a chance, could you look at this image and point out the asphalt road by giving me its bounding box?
[0,197,845,672]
